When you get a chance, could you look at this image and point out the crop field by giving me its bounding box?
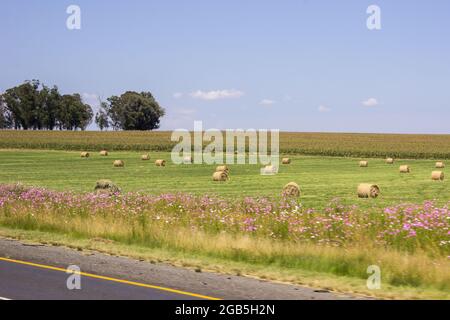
[0,149,448,209]
[0,130,450,159]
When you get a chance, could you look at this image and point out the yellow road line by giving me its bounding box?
[0,257,220,300]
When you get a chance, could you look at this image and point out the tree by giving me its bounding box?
[2,80,42,130]
[1,80,94,131]
[56,94,93,130]
[41,85,61,130]
[104,91,165,131]
[95,104,110,131]
[1,81,166,132]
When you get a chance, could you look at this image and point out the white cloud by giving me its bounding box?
[190,89,244,101]
[260,99,276,106]
[318,105,331,113]
[362,98,379,107]
[173,92,183,99]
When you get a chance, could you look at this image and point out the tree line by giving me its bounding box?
[0,80,165,131]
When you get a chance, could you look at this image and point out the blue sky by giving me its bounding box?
[1,0,449,133]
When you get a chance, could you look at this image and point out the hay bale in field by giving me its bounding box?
[216,165,229,173]
[113,160,124,167]
[99,150,108,156]
[282,158,291,165]
[357,183,380,198]
[4,183,27,195]
[359,161,368,167]
[94,179,121,194]
[431,171,444,181]
[436,161,445,169]
[282,182,301,198]
[80,152,90,158]
[386,158,394,164]
[183,156,193,164]
[141,154,150,161]
[155,159,166,167]
[213,171,228,181]
[399,165,410,173]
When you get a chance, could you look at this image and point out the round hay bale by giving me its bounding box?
[431,171,444,181]
[99,150,108,156]
[216,165,229,173]
[399,165,410,173]
[282,182,301,198]
[357,183,380,198]
[220,170,229,176]
[113,160,124,167]
[80,152,90,158]
[94,179,121,194]
[183,156,193,164]
[141,154,150,161]
[436,162,445,169]
[359,161,368,167]
[213,171,228,181]
[386,158,394,164]
[282,158,291,165]
[155,159,166,167]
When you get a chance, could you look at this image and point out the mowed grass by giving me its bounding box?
[0,149,447,208]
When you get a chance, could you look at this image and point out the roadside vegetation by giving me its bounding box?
[0,183,448,299]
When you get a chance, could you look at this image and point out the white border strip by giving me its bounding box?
[0,296,12,300]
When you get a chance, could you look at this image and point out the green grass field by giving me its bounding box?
[0,149,447,208]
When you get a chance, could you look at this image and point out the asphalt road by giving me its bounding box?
[0,258,208,300]
[0,238,363,300]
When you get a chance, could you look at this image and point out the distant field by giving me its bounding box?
[0,130,449,159]
[0,149,447,208]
